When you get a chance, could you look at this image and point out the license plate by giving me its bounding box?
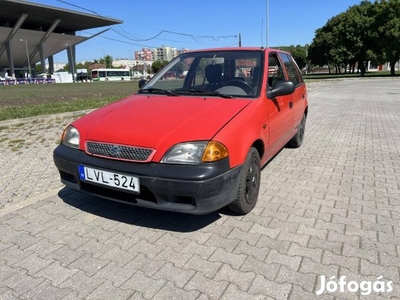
[78,165,140,193]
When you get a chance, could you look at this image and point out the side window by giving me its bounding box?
[268,53,285,87]
[279,53,303,86]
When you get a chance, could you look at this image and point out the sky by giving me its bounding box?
[28,0,365,63]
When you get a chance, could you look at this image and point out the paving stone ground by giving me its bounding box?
[0,78,399,299]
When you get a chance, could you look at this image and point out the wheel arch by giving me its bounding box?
[251,139,265,162]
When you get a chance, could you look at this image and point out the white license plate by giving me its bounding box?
[78,165,140,193]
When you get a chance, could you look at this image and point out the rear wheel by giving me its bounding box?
[288,113,306,148]
[229,147,261,214]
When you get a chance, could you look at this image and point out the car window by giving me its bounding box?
[278,53,303,86]
[268,53,285,87]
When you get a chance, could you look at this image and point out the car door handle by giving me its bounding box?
[289,102,293,109]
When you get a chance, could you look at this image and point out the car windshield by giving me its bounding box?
[140,50,263,98]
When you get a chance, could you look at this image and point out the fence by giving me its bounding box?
[0,78,56,85]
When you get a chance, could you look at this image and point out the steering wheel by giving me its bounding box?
[224,79,253,94]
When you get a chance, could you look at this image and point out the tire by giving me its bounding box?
[229,147,261,214]
[287,113,306,148]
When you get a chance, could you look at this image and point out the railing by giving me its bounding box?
[0,78,56,85]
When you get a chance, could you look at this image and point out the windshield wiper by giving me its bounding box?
[181,89,234,99]
[139,88,178,96]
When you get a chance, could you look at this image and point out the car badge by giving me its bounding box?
[109,145,121,157]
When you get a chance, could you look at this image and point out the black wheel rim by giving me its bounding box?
[245,157,259,204]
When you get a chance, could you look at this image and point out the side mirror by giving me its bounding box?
[267,81,295,99]
[138,79,147,89]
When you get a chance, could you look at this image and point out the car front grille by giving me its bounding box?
[86,141,154,162]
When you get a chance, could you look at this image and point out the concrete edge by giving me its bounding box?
[0,188,61,217]
[0,109,95,127]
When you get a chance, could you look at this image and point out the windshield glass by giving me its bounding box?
[141,50,263,98]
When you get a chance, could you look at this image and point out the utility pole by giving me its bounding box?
[239,34,242,47]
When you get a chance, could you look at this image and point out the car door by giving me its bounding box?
[278,52,307,129]
[264,52,294,158]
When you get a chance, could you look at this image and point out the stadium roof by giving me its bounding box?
[0,0,122,73]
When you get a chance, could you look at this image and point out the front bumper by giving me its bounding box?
[53,144,242,215]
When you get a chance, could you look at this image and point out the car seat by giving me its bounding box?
[205,64,223,89]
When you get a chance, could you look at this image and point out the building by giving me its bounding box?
[0,0,121,80]
[112,59,133,69]
[135,48,153,61]
[152,46,178,62]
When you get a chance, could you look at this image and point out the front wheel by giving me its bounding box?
[229,147,261,214]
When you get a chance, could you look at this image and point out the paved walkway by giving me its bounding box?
[0,111,87,208]
[0,78,399,299]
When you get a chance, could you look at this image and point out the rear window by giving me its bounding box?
[279,53,303,86]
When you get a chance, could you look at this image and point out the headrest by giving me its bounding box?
[205,64,223,84]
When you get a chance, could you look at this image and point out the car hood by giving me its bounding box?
[74,94,250,160]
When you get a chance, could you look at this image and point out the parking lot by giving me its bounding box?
[0,78,399,299]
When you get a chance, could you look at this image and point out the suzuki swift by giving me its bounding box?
[53,47,308,215]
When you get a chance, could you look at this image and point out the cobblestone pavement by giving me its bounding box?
[0,78,399,299]
[0,111,87,208]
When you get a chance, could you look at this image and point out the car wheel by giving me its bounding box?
[288,113,306,148]
[229,147,261,214]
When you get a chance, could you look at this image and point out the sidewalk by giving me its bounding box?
[0,111,88,208]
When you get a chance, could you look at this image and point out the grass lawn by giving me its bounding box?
[0,81,139,121]
[0,73,398,121]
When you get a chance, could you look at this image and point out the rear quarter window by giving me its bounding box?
[279,53,303,86]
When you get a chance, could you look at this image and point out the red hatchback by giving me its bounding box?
[53,47,308,215]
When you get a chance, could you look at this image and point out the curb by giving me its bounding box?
[0,188,61,217]
[0,109,94,127]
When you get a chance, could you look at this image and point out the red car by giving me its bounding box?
[53,47,308,215]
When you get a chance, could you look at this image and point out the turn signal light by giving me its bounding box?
[202,141,228,162]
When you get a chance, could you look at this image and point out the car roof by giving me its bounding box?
[184,47,290,55]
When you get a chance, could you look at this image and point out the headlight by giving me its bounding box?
[61,125,80,149]
[161,142,206,165]
[161,141,228,165]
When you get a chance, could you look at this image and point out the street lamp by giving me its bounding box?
[99,47,106,67]
[20,39,31,78]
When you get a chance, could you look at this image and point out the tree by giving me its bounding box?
[99,55,113,68]
[151,60,169,73]
[307,0,399,76]
[290,46,308,70]
[342,1,375,76]
[370,0,400,76]
[308,24,336,73]
[280,45,308,70]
